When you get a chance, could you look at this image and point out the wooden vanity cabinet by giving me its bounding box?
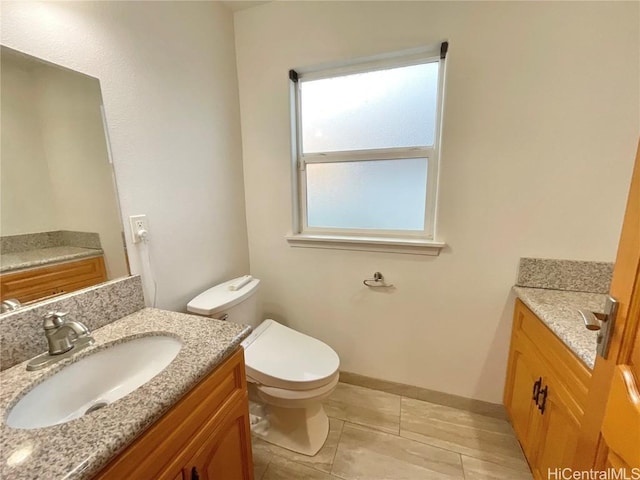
[180,397,254,480]
[95,347,254,480]
[504,300,591,478]
[0,256,107,303]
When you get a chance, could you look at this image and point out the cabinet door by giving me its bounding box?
[529,378,581,477]
[504,335,542,460]
[184,397,254,480]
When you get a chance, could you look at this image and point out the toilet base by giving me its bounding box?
[245,371,339,457]
[250,401,330,456]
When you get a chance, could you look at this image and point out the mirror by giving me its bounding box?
[0,46,130,308]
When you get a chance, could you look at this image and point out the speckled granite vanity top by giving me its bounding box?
[0,308,251,480]
[513,257,613,370]
[513,286,605,369]
[0,246,103,273]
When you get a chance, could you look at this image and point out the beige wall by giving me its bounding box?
[234,1,639,402]
[1,54,128,279]
[1,58,58,234]
[1,1,250,310]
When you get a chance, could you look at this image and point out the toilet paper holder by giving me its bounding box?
[363,272,394,288]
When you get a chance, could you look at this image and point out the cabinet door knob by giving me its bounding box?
[532,377,542,404]
[191,467,200,480]
[537,385,548,414]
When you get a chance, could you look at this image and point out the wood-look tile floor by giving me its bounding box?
[252,383,533,480]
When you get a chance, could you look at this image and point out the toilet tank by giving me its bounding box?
[187,276,261,328]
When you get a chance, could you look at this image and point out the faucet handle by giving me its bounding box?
[43,311,69,330]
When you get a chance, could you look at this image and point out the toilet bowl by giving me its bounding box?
[187,276,340,456]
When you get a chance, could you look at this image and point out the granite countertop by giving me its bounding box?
[0,308,251,480]
[513,286,607,369]
[0,246,104,273]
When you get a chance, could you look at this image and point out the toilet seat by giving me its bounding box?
[243,320,340,391]
[254,371,340,408]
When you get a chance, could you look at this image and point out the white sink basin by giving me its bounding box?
[6,335,182,430]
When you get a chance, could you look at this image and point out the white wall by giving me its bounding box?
[1,1,250,310]
[0,57,58,235]
[234,1,639,403]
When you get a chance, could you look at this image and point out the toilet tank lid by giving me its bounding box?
[187,276,260,316]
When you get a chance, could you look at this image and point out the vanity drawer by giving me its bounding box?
[0,256,106,303]
[94,347,248,480]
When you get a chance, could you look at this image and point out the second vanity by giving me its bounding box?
[0,306,253,480]
[504,258,611,478]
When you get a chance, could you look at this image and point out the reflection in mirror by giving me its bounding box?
[0,46,130,308]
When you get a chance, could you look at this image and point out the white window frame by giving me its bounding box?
[286,44,448,255]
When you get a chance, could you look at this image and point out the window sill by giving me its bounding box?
[285,234,446,256]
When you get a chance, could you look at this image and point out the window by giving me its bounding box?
[287,43,448,255]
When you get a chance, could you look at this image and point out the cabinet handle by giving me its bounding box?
[191,467,200,480]
[532,377,542,404]
[537,385,548,414]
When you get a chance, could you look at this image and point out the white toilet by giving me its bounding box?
[187,276,340,456]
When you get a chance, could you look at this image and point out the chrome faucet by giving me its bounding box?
[43,311,92,355]
[42,312,91,355]
[1,298,22,313]
[27,312,95,371]
[26,312,95,371]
